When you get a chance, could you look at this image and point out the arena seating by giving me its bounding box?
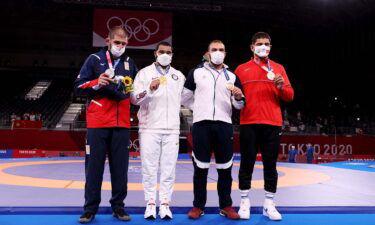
[0,75,73,128]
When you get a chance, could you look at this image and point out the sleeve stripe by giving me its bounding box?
[90,54,100,60]
[78,80,99,89]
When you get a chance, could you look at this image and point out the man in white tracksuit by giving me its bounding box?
[131,42,185,220]
[181,40,245,220]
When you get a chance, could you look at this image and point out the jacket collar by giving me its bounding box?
[252,56,270,65]
[203,61,229,71]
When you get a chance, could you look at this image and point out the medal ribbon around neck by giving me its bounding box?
[155,63,170,76]
[253,58,275,80]
[208,63,234,91]
[155,63,170,85]
[106,51,121,70]
[208,63,230,81]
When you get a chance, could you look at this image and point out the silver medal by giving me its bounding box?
[267,71,275,80]
[105,68,115,78]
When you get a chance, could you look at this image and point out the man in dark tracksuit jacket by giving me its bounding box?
[74,26,137,224]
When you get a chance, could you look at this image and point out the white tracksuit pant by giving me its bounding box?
[140,132,179,202]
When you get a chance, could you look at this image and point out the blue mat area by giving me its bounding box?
[2,206,375,214]
[321,161,375,172]
[0,214,374,225]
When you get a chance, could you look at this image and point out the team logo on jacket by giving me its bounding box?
[136,90,147,99]
[171,74,179,80]
[124,62,129,70]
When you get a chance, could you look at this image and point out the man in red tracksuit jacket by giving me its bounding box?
[74,26,137,224]
[235,32,294,221]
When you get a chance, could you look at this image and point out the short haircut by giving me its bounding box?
[108,25,128,39]
[207,40,225,51]
[251,32,271,44]
[155,41,172,51]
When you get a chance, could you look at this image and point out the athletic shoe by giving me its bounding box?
[159,203,173,219]
[220,206,240,220]
[112,208,131,221]
[78,212,95,224]
[144,200,156,219]
[263,200,282,221]
[188,207,204,219]
[238,198,251,219]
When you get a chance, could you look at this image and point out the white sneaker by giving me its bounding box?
[144,200,156,219]
[263,200,282,221]
[238,198,251,219]
[159,203,173,219]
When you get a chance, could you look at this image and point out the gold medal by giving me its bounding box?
[226,83,234,91]
[159,76,167,85]
[267,71,275,80]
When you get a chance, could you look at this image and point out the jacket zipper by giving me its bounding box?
[205,65,220,120]
[213,80,216,120]
[209,69,219,120]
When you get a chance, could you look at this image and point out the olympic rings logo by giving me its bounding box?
[129,138,140,151]
[107,16,160,42]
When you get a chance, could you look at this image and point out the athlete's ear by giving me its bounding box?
[206,51,211,61]
[154,50,158,59]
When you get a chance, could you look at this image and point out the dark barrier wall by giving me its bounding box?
[0,129,86,151]
[0,130,374,156]
[0,130,185,153]
[193,134,375,156]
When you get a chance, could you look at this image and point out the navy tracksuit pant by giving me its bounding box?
[191,120,234,210]
[84,128,129,214]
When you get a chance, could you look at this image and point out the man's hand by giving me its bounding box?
[98,73,114,87]
[232,86,244,100]
[274,74,285,90]
[150,78,160,91]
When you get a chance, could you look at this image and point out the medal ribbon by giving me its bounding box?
[155,63,170,76]
[254,58,273,73]
[106,51,121,70]
[208,63,230,81]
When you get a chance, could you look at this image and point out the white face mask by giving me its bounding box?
[156,53,172,66]
[254,44,270,58]
[210,51,225,65]
[110,45,125,58]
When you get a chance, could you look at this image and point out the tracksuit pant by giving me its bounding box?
[191,120,234,210]
[238,124,281,193]
[139,132,179,202]
[84,128,129,214]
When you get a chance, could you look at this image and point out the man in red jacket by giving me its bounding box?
[235,32,294,221]
[74,26,137,223]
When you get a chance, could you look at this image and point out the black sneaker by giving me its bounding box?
[113,208,131,221]
[78,212,95,224]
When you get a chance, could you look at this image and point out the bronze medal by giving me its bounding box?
[226,83,234,91]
